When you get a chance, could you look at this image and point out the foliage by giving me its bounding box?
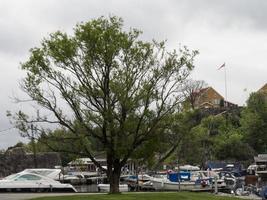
[214,128,254,161]
[133,109,204,169]
[186,115,226,165]
[26,129,86,166]
[179,107,252,165]
[9,16,198,192]
[171,109,202,164]
[240,92,267,153]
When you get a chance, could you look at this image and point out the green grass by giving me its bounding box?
[30,192,240,200]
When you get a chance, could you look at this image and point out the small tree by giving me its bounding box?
[182,79,207,110]
[10,16,198,193]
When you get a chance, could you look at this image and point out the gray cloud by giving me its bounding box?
[0,0,267,148]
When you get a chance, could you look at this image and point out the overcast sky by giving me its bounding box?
[0,0,266,149]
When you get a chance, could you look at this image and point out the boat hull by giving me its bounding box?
[151,179,209,191]
[0,182,76,193]
[97,184,129,192]
[0,176,77,193]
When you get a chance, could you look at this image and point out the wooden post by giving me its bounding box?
[214,176,218,194]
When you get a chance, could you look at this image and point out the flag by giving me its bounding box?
[218,63,225,70]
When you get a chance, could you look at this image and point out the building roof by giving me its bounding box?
[195,87,209,97]
[197,87,224,100]
[258,83,267,93]
[198,87,209,94]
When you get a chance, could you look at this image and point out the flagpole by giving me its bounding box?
[218,62,227,106]
[224,64,227,103]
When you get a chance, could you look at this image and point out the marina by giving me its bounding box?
[1,153,267,199]
[0,3,267,200]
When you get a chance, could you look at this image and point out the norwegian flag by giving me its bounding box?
[218,63,225,70]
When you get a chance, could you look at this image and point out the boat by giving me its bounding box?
[151,178,200,191]
[179,165,200,172]
[0,171,77,192]
[24,168,88,185]
[150,171,212,191]
[124,174,155,191]
[97,184,129,192]
[217,171,236,190]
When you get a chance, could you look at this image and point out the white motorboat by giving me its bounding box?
[0,171,77,192]
[97,184,129,192]
[151,178,199,191]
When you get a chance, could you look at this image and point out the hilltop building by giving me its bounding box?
[193,87,237,109]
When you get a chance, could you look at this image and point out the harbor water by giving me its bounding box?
[74,184,99,193]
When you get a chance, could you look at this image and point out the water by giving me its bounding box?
[74,184,99,193]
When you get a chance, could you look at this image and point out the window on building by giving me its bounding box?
[213,99,220,105]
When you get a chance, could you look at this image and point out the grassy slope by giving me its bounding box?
[30,192,239,200]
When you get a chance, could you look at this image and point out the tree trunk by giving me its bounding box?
[107,153,121,194]
[109,164,121,193]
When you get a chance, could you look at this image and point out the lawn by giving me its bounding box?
[30,192,240,200]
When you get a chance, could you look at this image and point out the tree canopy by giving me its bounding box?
[241,92,267,153]
[10,16,198,193]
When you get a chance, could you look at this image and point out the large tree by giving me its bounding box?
[10,16,198,193]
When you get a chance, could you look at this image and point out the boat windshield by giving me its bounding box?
[27,170,54,176]
[4,173,21,180]
[15,174,42,181]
